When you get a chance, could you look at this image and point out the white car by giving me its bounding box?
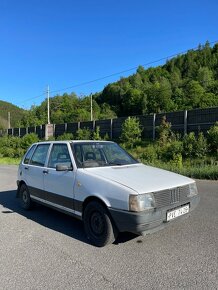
[17,140,200,247]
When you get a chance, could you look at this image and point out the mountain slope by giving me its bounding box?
[96,42,218,116]
[0,100,25,129]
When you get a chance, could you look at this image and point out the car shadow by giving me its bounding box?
[0,189,138,246]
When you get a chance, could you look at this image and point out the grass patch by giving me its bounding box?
[146,160,218,180]
[0,157,21,165]
[127,146,218,180]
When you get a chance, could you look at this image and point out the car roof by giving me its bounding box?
[32,140,114,145]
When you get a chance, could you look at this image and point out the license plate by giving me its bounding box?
[167,204,189,221]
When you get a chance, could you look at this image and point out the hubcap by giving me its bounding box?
[90,211,104,236]
[23,190,28,203]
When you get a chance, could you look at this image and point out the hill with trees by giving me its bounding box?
[0,100,25,129]
[96,41,218,116]
[19,93,116,127]
[1,41,218,128]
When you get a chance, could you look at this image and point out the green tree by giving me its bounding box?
[120,117,142,148]
[157,116,174,145]
[207,122,218,153]
[93,126,101,140]
[184,80,205,108]
[122,88,147,115]
[147,79,174,113]
[197,67,213,88]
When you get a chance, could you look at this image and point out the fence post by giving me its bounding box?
[152,113,156,141]
[93,120,95,132]
[110,119,113,140]
[45,124,54,140]
[184,110,187,135]
[65,123,67,133]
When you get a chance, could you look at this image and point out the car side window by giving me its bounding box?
[23,145,36,164]
[48,144,72,169]
[29,144,50,167]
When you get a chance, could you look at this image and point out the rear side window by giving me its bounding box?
[29,144,50,167]
[23,145,36,164]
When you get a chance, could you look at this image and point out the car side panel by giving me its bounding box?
[74,169,135,215]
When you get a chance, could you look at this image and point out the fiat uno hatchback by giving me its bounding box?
[17,141,200,247]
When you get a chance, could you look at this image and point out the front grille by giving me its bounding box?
[153,185,190,208]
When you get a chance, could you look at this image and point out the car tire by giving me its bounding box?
[19,184,33,210]
[83,201,118,247]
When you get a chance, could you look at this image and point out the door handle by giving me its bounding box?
[24,167,29,170]
[43,170,49,174]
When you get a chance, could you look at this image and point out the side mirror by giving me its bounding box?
[56,164,72,171]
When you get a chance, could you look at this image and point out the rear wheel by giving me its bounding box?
[19,184,33,210]
[83,201,118,247]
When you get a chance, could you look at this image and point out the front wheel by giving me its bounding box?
[83,201,118,247]
[19,184,33,210]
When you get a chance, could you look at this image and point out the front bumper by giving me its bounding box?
[109,195,200,235]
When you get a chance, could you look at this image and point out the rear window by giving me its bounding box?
[23,145,36,164]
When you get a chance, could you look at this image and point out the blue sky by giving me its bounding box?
[0,0,218,108]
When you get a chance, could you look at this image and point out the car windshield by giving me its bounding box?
[72,142,138,168]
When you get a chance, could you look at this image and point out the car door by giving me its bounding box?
[43,143,76,215]
[24,143,51,200]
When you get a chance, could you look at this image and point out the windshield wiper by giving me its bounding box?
[108,162,123,166]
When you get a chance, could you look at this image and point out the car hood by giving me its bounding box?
[85,163,194,194]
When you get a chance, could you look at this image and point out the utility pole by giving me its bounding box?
[47,85,50,124]
[90,93,93,121]
[8,112,11,129]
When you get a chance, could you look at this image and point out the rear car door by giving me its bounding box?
[24,143,50,200]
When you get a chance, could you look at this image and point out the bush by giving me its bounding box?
[141,145,157,163]
[158,140,183,161]
[56,132,74,141]
[9,136,21,149]
[14,148,26,158]
[103,133,110,141]
[93,126,101,140]
[120,117,142,148]
[3,147,16,158]
[182,132,207,158]
[21,133,39,149]
[195,132,208,158]
[0,136,22,157]
[207,122,218,153]
[157,116,174,145]
[76,128,91,140]
[171,153,183,169]
[0,135,9,149]
[182,132,197,158]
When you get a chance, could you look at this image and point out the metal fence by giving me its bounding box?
[5,106,218,140]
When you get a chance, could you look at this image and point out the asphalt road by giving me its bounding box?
[0,165,217,290]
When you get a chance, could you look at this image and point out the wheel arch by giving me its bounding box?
[17,180,27,198]
[82,195,111,218]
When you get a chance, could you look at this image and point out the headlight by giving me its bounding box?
[129,193,155,212]
[188,182,198,197]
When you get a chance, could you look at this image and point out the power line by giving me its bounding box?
[14,93,45,107]
[48,40,218,94]
[14,40,218,106]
